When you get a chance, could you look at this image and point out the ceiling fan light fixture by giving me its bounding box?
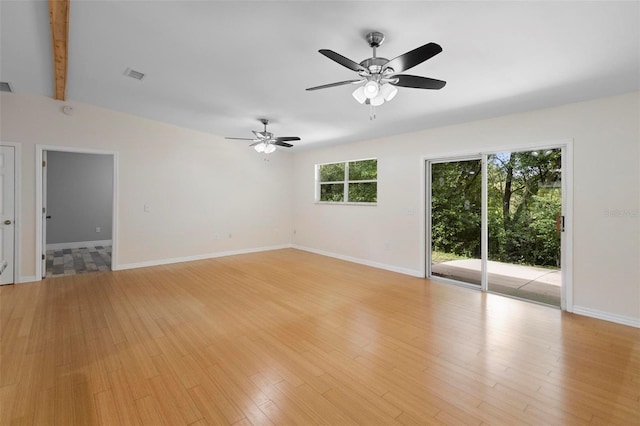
[352,86,366,104]
[264,144,276,154]
[254,143,266,153]
[363,80,379,99]
[381,83,398,101]
[370,92,385,106]
[307,32,447,120]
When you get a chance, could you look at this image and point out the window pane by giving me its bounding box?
[430,160,482,285]
[349,159,377,180]
[319,163,345,182]
[348,182,377,202]
[320,183,345,202]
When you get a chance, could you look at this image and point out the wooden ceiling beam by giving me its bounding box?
[49,0,70,101]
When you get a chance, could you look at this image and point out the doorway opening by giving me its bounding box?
[427,144,571,309]
[36,146,118,279]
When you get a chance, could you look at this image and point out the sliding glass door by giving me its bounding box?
[428,147,563,307]
[430,159,482,286]
[486,149,562,306]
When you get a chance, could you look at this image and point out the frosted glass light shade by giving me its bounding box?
[380,83,398,101]
[363,81,379,99]
[370,92,385,106]
[264,144,276,154]
[352,86,366,104]
[254,143,266,153]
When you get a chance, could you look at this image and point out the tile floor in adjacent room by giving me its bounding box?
[46,245,111,277]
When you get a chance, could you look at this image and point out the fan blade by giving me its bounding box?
[391,75,446,90]
[274,141,294,148]
[226,137,257,141]
[275,137,300,142]
[252,130,268,139]
[383,42,442,73]
[319,49,367,72]
[306,79,362,91]
[249,141,264,147]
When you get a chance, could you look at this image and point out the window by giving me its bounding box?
[317,159,377,203]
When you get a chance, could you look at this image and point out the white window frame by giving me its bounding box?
[315,158,378,205]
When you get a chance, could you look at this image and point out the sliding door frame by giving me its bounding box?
[421,139,573,312]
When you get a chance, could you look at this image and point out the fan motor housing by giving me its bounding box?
[360,57,391,74]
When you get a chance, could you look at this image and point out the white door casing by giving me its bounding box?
[0,146,15,285]
[41,151,47,278]
[35,145,119,279]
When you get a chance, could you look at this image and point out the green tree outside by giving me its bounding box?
[319,159,377,203]
[432,150,561,268]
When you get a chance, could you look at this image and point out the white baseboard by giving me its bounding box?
[292,245,423,278]
[572,306,640,328]
[46,240,112,250]
[115,244,293,271]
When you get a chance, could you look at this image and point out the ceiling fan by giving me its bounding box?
[306,31,446,119]
[225,119,300,154]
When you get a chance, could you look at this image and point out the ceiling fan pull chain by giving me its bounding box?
[369,104,376,120]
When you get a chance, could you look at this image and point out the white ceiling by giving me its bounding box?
[1,1,639,150]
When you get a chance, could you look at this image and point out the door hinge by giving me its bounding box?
[42,160,46,167]
[561,215,565,232]
[42,254,45,260]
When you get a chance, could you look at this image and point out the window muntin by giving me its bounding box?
[317,159,377,203]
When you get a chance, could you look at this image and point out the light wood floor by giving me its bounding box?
[1,249,638,425]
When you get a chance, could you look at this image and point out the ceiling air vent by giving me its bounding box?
[124,68,145,80]
[0,82,13,93]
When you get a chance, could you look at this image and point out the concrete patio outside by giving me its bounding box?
[431,259,561,306]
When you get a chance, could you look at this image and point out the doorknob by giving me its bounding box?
[3,220,11,225]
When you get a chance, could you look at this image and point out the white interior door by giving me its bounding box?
[0,146,16,285]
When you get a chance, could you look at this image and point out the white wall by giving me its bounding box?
[2,91,638,326]
[46,151,114,245]
[292,92,640,324]
[1,94,293,277]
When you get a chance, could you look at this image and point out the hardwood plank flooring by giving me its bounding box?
[1,248,638,425]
